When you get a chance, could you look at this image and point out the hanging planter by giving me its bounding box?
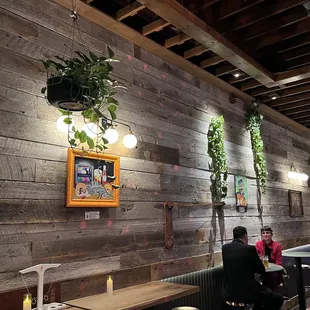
[207,115,228,203]
[46,76,91,111]
[41,48,122,112]
[245,103,267,193]
[41,47,127,152]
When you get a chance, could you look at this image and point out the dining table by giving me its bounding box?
[63,281,200,310]
[265,262,284,273]
[282,251,310,310]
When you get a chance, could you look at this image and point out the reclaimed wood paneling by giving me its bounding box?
[0,0,310,303]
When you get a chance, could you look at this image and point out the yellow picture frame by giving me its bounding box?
[66,148,120,207]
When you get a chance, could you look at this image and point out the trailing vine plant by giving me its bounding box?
[245,103,267,193]
[207,115,228,202]
[41,48,125,153]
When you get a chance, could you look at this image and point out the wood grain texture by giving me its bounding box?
[65,281,199,310]
[0,0,310,301]
[61,265,151,301]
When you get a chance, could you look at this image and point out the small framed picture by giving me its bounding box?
[66,148,120,207]
[288,190,303,217]
[235,175,248,212]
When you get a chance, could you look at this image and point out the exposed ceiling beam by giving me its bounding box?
[116,1,145,21]
[231,0,309,31]
[238,6,308,42]
[279,83,310,97]
[287,54,310,69]
[218,0,265,20]
[183,0,219,12]
[142,18,170,35]
[277,99,310,111]
[228,75,251,84]
[291,111,310,120]
[215,64,236,77]
[54,0,310,136]
[278,32,310,53]
[262,83,310,102]
[282,44,310,62]
[54,0,253,104]
[184,44,209,59]
[284,105,310,116]
[269,92,310,108]
[249,77,310,97]
[275,64,310,84]
[260,103,310,135]
[200,55,224,68]
[240,79,261,91]
[137,0,275,85]
[249,85,280,97]
[164,33,191,48]
[299,119,310,124]
[247,17,310,50]
[256,32,310,58]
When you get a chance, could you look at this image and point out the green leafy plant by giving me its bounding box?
[245,104,267,193]
[41,47,126,152]
[207,115,228,202]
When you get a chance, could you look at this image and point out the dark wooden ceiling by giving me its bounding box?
[86,0,310,128]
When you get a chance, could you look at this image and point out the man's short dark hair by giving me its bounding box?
[233,226,247,239]
[261,225,273,234]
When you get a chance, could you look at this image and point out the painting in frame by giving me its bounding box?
[288,190,303,217]
[66,148,120,207]
[235,175,248,213]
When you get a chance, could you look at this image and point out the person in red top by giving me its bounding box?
[255,226,282,265]
[255,226,283,291]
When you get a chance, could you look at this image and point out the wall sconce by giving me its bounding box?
[56,114,137,149]
[288,169,308,181]
[103,127,119,144]
[102,118,137,148]
[123,129,137,149]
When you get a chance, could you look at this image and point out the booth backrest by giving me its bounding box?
[147,266,225,310]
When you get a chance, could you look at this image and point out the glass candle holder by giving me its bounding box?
[23,293,32,310]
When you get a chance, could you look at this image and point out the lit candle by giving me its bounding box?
[107,275,113,296]
[23,293,32,310]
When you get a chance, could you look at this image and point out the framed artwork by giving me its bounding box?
[288,190,303,217]
[66,148,120,207]
[235,175,248,212]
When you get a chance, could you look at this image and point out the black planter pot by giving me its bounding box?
[46,76,90,111]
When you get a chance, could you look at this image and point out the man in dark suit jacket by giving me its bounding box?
[222,226,283,310]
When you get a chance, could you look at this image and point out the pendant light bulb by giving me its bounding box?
[123,130,137,149]
[56,115,74,133]
[103,127,119,144]
[81,123,98,139]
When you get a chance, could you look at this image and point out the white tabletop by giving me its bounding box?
[265,263,284,272]
[282,251,310,258]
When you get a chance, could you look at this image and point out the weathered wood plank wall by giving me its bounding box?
[0,0,310,297]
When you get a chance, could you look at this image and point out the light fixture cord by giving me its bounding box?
[112,119,132,131]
